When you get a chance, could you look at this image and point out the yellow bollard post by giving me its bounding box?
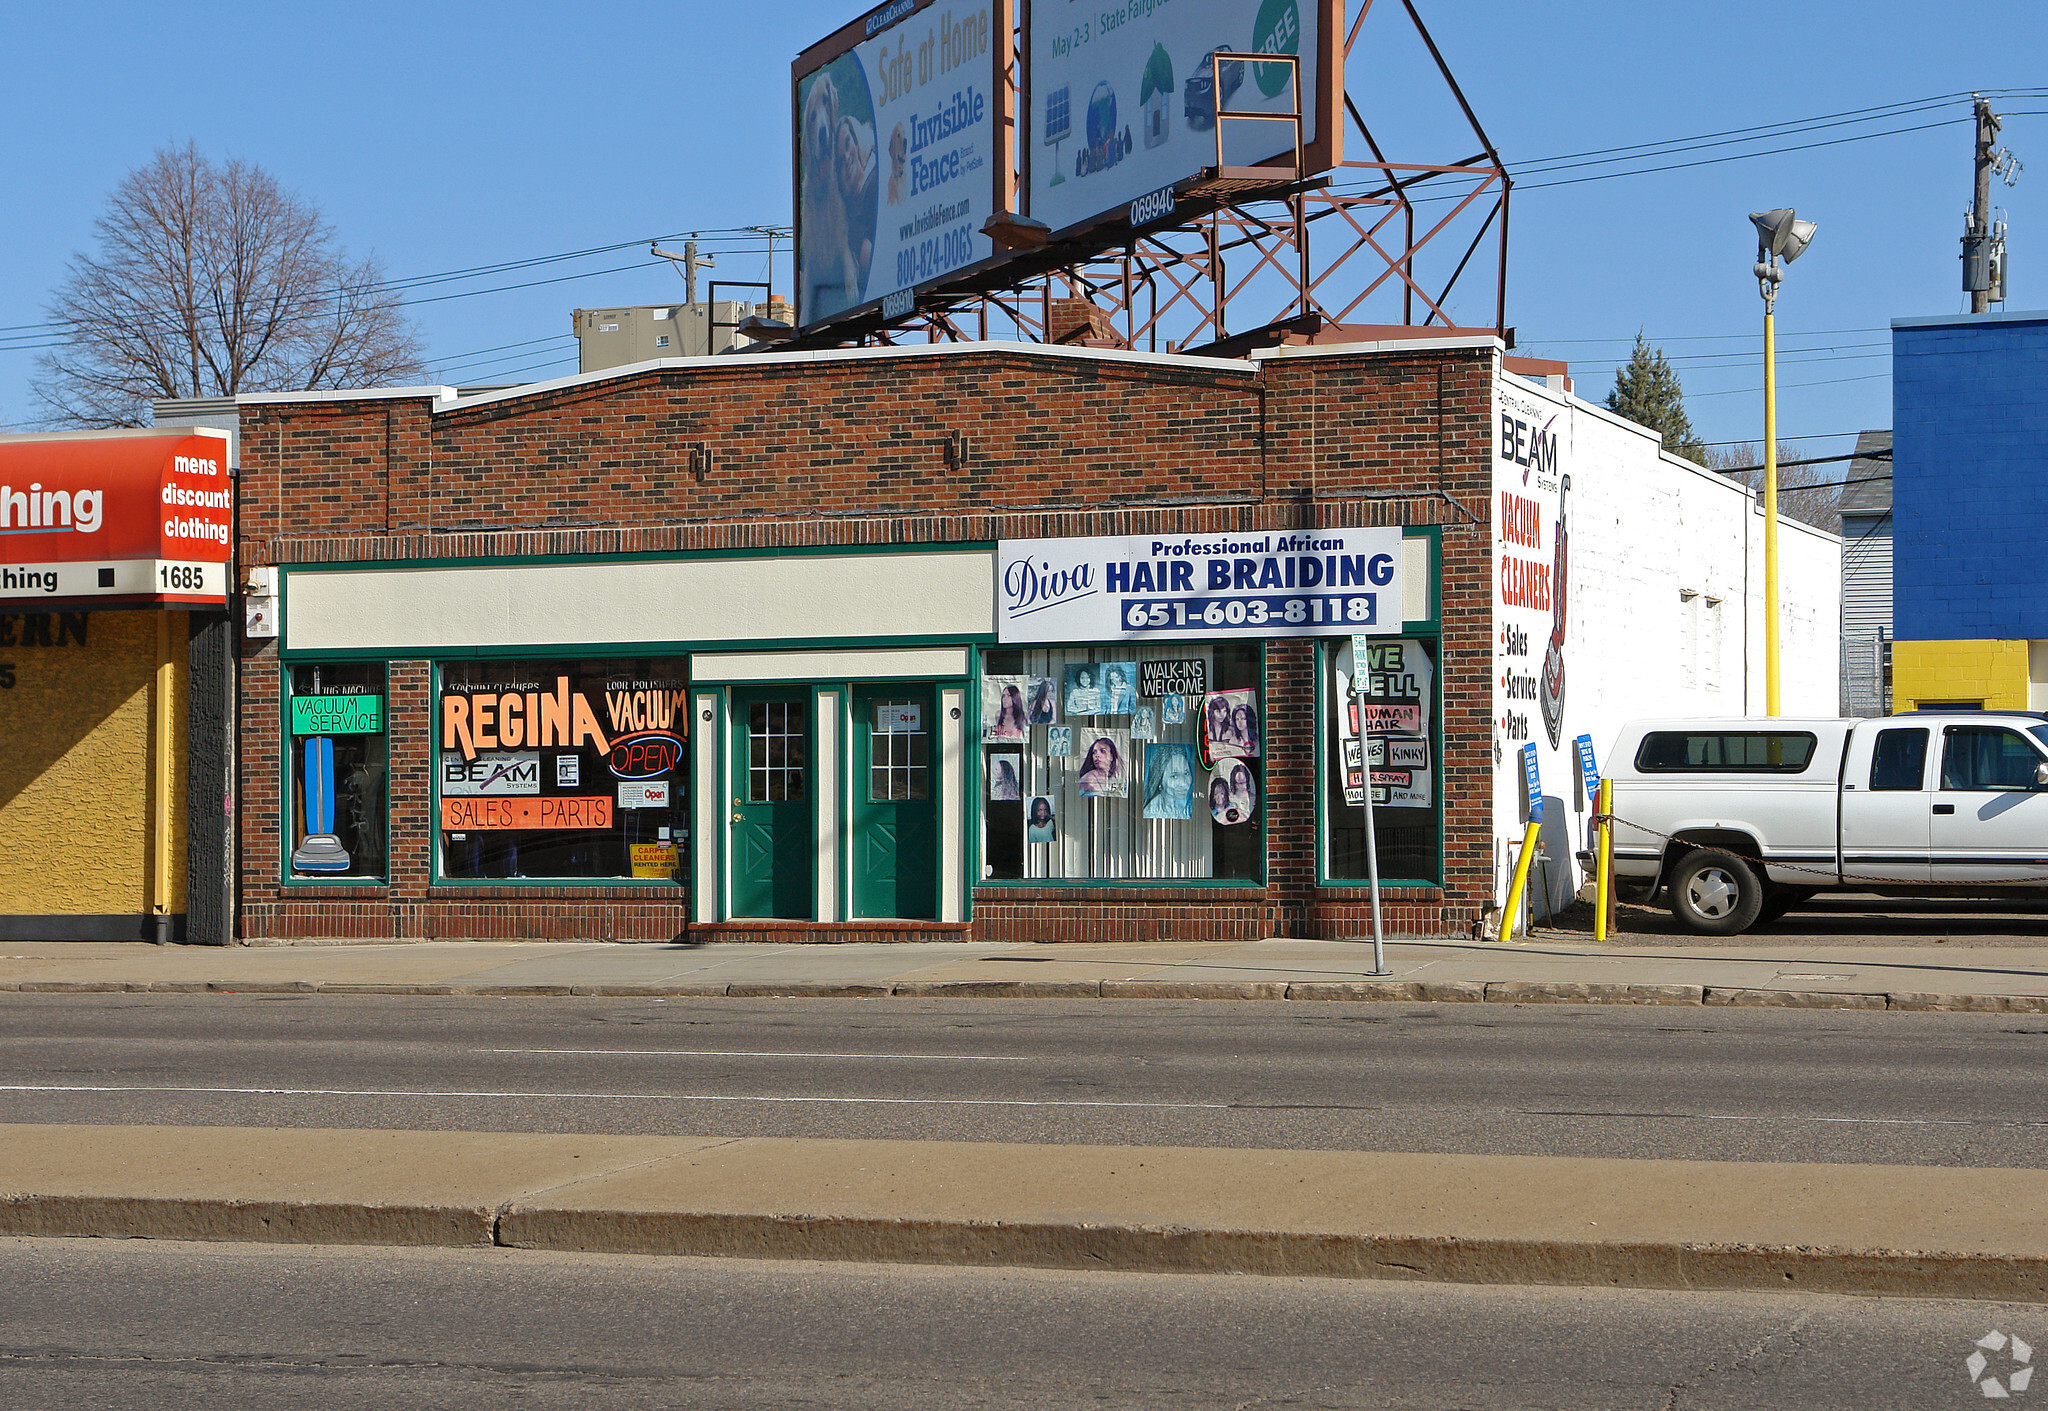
[1594,778,1613,942]
[1497,820,1541,944]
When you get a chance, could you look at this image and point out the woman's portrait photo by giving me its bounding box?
[1076,731,1129,798]
[1209,761,1257,824]
[1142,743,1196,820]
[1026,795,1057,843]
[1100,661,1138,715]
[1062,664,1102,716]
[1161,693,1186,726]
[1202,688,1260,761]
[1130,705,1156,741]
[1026,677,1058,725]
[981,676,1030,742]
[1047,726,1073,758]
[989,753,1022,801]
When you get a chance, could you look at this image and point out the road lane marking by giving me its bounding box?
[481,1048,1032,1061]
[1526,1108,2048,1128]
[0,1084,1223,1110]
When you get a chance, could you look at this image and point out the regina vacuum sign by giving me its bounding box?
[998,529,1402,642]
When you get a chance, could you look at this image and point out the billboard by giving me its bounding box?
[0,429,232,607]
[793,0,1006,330]
[997,529,1402,643]
[1024,0,1340,239]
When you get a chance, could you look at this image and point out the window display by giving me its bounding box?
[982,644,1262,881]
[1326,637,1441,884]
[286,662,387,880]
[438,658,687,881]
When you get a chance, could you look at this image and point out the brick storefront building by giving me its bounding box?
[210,331,1837,946]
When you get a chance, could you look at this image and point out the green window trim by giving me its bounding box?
[279,660,392,888]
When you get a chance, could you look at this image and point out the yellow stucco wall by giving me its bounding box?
[1891,638,2031,713]
[0,611,185,918]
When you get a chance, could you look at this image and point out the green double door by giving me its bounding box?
[728,686,938,922]
[850,686,937,921]
[731,690,812,919]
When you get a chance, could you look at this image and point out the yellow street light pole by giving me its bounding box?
[1763,305,1780,716]
[1748,208,1815,719]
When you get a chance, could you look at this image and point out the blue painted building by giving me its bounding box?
[1889,309,2048,709]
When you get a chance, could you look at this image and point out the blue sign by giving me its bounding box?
[1521,743,1544,823]
[1574,734,1599,804]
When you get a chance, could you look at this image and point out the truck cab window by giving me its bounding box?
[1940,727,2045,792]
[1868,728,1928,791]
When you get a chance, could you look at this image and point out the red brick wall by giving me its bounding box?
[235,343,1497,942]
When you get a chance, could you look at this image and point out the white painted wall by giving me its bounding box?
[1490,370,1841,914]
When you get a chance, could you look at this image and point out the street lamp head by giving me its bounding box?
[1749,208,1818,264]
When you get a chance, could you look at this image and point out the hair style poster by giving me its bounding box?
[1026,795,1057,843]
[1062,663,1103,717]
[1208,759,1258,826]
[982,676,1030,742]
[1201,688,1261,765]
[1076,729,1130,798]
[1142,742,1196,820]
[1046,725,1073,758]
[1025,676,1059,724]
[1160,693,1186,726]
[1130,705,1156,741]
[988,752,1022,801]
[1097,661,1138,716]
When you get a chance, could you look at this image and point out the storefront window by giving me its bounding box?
[438,659,687,881]
[286,662,388,880]
[981,644,1262,882]
[1325,637,1441,885]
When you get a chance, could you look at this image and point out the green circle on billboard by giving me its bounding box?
[1251,0,1302,98]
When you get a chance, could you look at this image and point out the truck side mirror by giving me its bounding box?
[2035,762,2048,788]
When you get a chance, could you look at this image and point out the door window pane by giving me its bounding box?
[749,701,807,802]
[1941,727,2045,791]
[1868,728,1928,791]
[869,702,929,801]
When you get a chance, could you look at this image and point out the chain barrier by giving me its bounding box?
[1591,812,2048,889]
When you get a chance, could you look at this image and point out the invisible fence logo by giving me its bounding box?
[1969,1330,2033,1398]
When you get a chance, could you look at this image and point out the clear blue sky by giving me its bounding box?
[3,1,2043,453]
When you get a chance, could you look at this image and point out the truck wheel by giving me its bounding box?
[1756,887,1817,924]
[1668,848,1763,935]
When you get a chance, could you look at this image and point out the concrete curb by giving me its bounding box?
[0,1189,2041,1304]
[2,976,2044,1012]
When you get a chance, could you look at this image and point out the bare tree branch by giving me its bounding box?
[1703,440,1843,534]
[33,142,425,427]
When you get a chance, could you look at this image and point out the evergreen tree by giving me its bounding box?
[1605,333,1706,464]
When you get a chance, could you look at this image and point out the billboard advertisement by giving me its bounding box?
[997,529,1402,643]
[0,430,232,607]
[1024,0,1340,238]
[793,0,1005,330]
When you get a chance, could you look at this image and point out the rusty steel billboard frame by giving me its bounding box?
[774,0,1510,357]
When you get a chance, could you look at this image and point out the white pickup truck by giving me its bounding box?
[1606,713,2048,934]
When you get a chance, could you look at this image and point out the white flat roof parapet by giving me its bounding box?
[1892,309,2048,330]
[433,339,1259,414]
[0,426,232,444]
[1248,335,1505,361]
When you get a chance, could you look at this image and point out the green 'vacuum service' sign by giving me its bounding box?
[292,695,384,735]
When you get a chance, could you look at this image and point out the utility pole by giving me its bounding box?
[1964,95,2021,311]
[683,237,714,308]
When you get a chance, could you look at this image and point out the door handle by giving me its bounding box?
[1932,804,1956,815]
[731,812,743,822]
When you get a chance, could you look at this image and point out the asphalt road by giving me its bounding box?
[2,994,2045,1166]
[0,1236,2033,1409]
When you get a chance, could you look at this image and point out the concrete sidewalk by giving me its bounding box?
[2,936,2047,1011]
[3,1122,2044,1301]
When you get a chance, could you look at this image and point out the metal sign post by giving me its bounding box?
[1352,634,1389,976]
